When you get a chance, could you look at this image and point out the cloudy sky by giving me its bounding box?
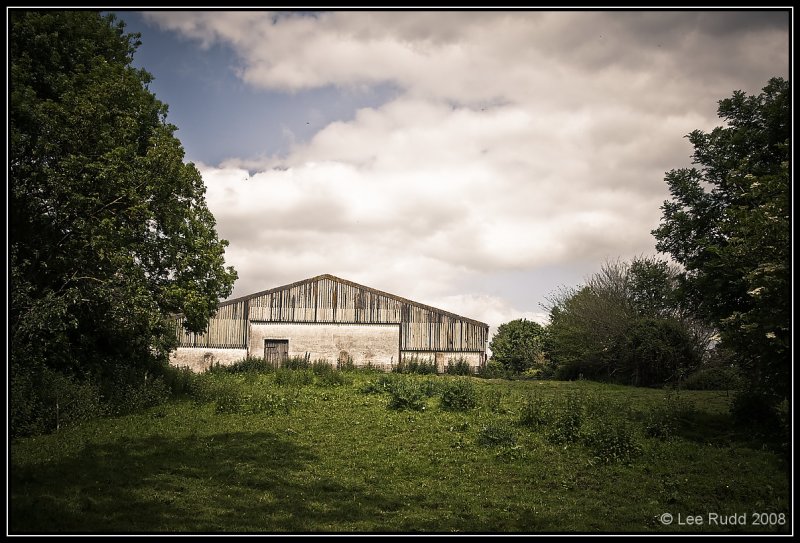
[120,9,790,338]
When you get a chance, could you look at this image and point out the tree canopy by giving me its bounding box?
[651,77,790,401]
[10,11,237,380]
[489,318,548,374]
[545,257,705,386]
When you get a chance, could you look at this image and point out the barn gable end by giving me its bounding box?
[170,274,488,372]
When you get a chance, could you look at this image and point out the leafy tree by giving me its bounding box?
[489,319,548,374]
[612,317,700,387]
[652,77,790,401]
[545,257,706,385]
[10,10,237,416]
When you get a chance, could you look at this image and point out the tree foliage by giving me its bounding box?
[651,77,790,400]
[545,257,705,386]
[489,319,548,374]
[10,12,237,390]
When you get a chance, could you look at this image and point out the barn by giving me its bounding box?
[170,274,489,373]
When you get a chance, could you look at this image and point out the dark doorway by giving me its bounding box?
[264,339,289,367]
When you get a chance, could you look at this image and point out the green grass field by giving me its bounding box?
[9,370,791,534]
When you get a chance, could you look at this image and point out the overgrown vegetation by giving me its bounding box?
[445,357,473,375]
[489,319,549,375]
[10,373,789,533]
[543,257,708,388]
[9,11,236,438]
[7,15,789,532]
[653,77,790,403]
[394,355,438,374]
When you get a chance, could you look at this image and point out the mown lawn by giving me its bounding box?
[9,371,791,534]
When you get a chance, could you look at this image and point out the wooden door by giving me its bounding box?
[264,339,289,367]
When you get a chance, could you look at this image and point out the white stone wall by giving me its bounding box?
[170,347,248,373]
[248,322,400,370]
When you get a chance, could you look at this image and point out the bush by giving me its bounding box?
[681,365,744,391]
[249,391,294,415]
[224,356,275,374]
[161,364,197,397]
[337,355,356,371]
[612,318,701,387]
[275,368,314,387]
[553,356,607,382]
[545,394,583,445]
[387,378,426,410]
[360,374,400,395]
[420,377,441,398]
[312,360,334,375]
[445,358,473,375]
[100,365,171,416]
[519,395,555,429]
[395,355,437,375]
[188,373,220,404]
[730,390,782,431]
[10,364,105,438]
[581,416,642,464]
[440,379,478,411]
[478,360,506,379]
[283,353,311,370]
[316,369,352,388]
[643,389,695,439]
[484,389,506,413]
[121,376,171,413]
[214,383,244,414]
[477,422,517,447]
[213,385,295,416]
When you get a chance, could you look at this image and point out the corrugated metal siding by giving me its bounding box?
[175,275,487,352]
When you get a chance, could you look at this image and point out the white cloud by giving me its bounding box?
[146,10,789,334]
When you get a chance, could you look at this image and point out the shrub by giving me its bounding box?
[316,369,352,388]
[224,356,275,374]
[519,395,555,429]
[275,368,314,387]
[545,394,583,445]
[213,386,295,416]
[120,375,171,413]
[440,379,478,411]
[478,360,506,379]
[387,378,426,410]
[420,377,441,398]
[10,364,105,438]
[484,389,506,413]
[283,353,311,370]
[643,389,695,439]
[337,355,356,371]
[581,416,642,464]
[249,391,294,415]
[100,365,171,416]
[395,355,437,375]
[445,358,473,376]
[354,361,382,374]
[161,364,197,397]
[730,390,782,431]
[553,356,607,382]
[312,360,335,375]
[477,422,517,447]
[681,365,744,391]
[360,374,400,395]
[188,373,220,404]
[214,384,244,414]
[612,317,701,387]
